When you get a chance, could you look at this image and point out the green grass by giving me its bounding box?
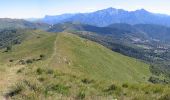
[0,30,56,99]
[50,32,151,83]
[0,30,55,63]
[1,31,170,100]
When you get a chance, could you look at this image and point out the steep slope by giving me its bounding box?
[51,33,151,82]
[134,24,170,42]
[0,30,56,99]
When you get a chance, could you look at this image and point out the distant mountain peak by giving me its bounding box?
[105,7,116,10]
[96,7,126,15]
[134,8,149,13]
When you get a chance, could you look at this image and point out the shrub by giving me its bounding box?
[19,60,26,65]
[105,84,122,95]
[26,59,33,64]
[9,59,14,62]
[122,83,128,88]
[38,77,45,82]
[40,54,45,60]
[5,83,24,98]
[81,78,94,84]
[107,84,117,91]
[36,68,44,75]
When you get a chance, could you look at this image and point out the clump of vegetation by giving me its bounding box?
[36,68,44,75]
[26,59,33,64]
[5,82,24,98]
[46,84,70,95]
[81,78,94,84]
[18,55,46,65]
[104,83,122,96]
[77,90,86,99]
[122,83,128,88]
[17,68,25,73]
[38,77,45,82]
[106,84,117,92]
[19,59,26,65]
[40,54,45,60]
[9,59,14,62]
[148,76,169,84]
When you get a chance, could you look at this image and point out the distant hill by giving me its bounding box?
[48,22,170,43]
[134,24,170,42]
[39,7,170,27]
[0,18,49,30]
[40,14,76,24]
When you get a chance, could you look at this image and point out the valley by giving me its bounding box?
[1,6,170,100]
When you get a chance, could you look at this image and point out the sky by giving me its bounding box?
[0,0,170,18]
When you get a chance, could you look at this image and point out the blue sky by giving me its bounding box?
[0,0,170,18]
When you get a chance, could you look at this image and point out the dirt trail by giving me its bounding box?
[0,64,24,100]
[46,35,59,67]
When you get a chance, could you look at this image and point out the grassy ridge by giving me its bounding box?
[1,31,170,100]
[0,30,56,99]
[0,30,55,63]
[51,33,151,83]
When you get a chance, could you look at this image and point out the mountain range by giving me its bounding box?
[37,7,170,27]
[1,7,170,100]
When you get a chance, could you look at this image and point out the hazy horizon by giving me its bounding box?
[1,0,170,18]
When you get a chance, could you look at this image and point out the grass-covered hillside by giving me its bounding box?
[51,33,151,83]
[0,31,170,100]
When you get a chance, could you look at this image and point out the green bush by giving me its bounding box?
[26,59,33,64]
[122,83,128,88]
[106,84,117,92]
[81,78,94,84]
[40,54,45,60]
[9,59,14,62]
[36,68,44,75]
[38,77,45,82]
